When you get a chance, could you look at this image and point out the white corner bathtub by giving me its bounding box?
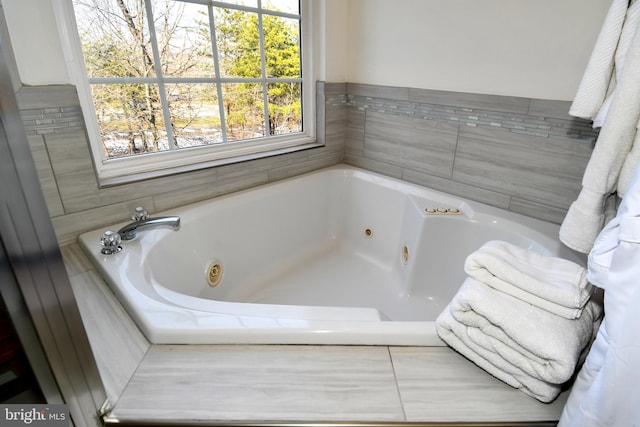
[79,165,584,346]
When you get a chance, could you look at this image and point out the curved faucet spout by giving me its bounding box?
[117,215,181,240]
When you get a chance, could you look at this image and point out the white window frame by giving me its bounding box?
[55,0,319,187]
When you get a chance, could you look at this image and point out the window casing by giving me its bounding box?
[59,0,317,186]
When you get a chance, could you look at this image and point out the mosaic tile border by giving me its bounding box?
[19,94,347,136]
[20,106,85,136]
[347,94,598,143]
[326,94,348,110]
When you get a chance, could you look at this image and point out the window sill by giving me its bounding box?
[97,135,321,188]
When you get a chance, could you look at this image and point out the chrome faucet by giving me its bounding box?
[117,207,181,240]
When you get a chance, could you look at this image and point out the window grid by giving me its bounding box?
[83,0,303,155]
[144,0,176,150]
[207,5,228,143]
[257,0,270,137]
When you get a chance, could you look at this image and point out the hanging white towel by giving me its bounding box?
[568,0,630,120]
[464,240,592,319]
[436,278,602,402]
[560,14,640,254]
[558,163,640,426]
[592,2,640,127]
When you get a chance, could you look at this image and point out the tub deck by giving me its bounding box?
[63,244,570,425]
[105,344,568,426]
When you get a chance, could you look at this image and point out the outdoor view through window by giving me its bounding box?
[72,0,303,160]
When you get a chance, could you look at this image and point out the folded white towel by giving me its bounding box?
[436,307,561,403]
[464,240,593,319]
[436,278,602,402]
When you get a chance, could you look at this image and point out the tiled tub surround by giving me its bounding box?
[344,84,596,225]
[17,82,347,245]
[19,81,593,245]
[62,243,570,424]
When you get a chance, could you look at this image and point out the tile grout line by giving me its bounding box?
[386,346,408,422]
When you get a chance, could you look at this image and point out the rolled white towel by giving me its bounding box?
[464,240,593,319]
[436,278,602,394]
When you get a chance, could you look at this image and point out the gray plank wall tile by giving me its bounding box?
[344,85,595,223]
[364,111,458,177]
[325,106,347,150]
[347,82,410,100]
[43,131,94,176]
[53,196,156,245]
[343,153,403,179]
[19,83,345,245]
[152,171,269,212]
[453,126,590,209]
[316,81,326,144]
[528,99,572,120]
[509,197,569,225]
[402,168,512,210]
[26,134,65,217]
[324,81,346,96]
[267,151,343,182]
[409,88,532,114]
[16,85,80,110]
[19,81,593,245]
[345,108,365,155]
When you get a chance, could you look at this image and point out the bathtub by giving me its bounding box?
[79,165,583,346]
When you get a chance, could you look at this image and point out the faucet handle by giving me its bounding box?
[132,207,149,222]
[100,230,122,255]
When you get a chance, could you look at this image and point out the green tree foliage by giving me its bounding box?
[215,8,301,139]
[74,0,302,158]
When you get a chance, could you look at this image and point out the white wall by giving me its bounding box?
[1,0,69,85]
[347,0,611,100]
[1,0,611,100]
[324,0,349,82]
[1,0,347,86]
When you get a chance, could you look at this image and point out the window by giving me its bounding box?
[66,0,317,185]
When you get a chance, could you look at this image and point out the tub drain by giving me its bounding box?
[206,261,224,287]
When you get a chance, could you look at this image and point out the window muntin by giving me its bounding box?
[71,0,308,169]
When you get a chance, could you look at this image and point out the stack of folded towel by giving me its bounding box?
[436,240,603,403]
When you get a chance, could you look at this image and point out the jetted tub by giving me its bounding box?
[79,165,583,346]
